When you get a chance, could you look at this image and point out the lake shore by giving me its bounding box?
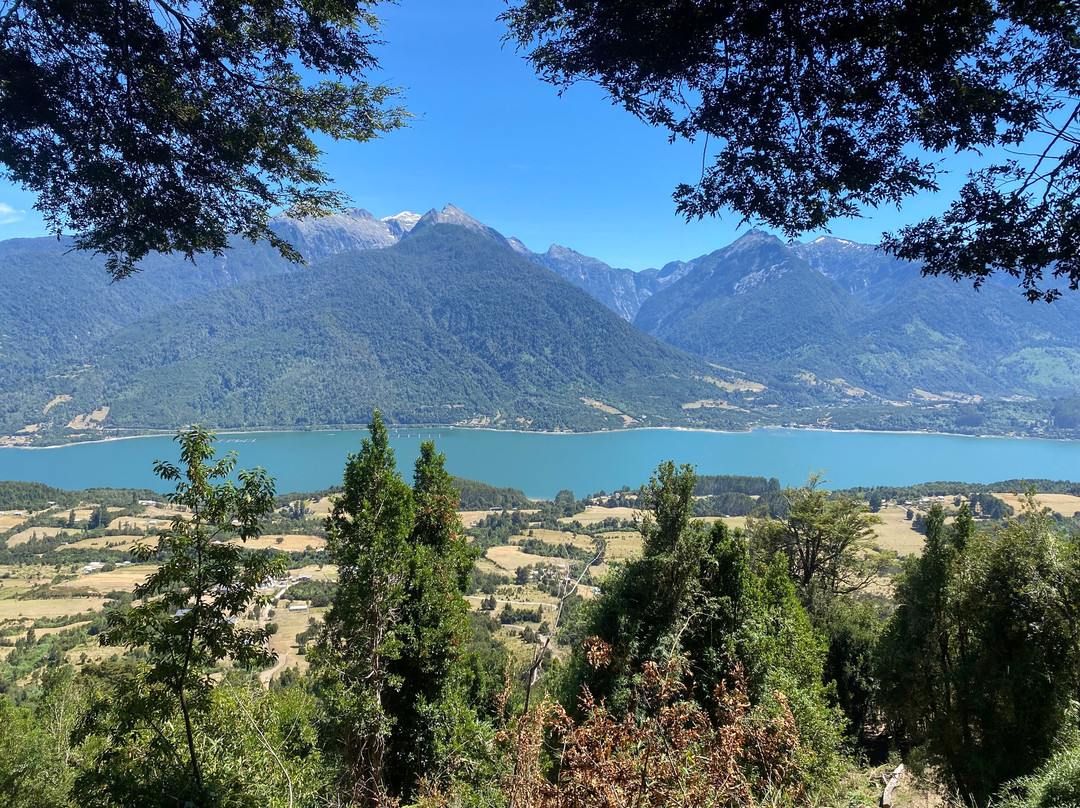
[2,418,1077,452]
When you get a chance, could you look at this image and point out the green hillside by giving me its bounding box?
[7,225,745,435]
[634,232,1080,407]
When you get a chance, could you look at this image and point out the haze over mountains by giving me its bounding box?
[0,204,1077,444]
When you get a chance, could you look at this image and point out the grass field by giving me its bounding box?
[0,596,108,621]
[717,515,750,533]
[561,506,638,526]
[56,535,138,552]
[474,556,512,579]
[524,527,596,550]
[484,545,540,574]
[7,525,72,546]
[871,504,927,558]
[599,530,643,564]
[0,511,36,531]
[243,533,325,553]
[995,492,1080,517]
[52,566,155,595]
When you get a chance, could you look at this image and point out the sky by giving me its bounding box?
[0,0,976,271]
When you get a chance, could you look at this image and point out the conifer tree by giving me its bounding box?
[383,441,475,798]
[312,413,474,805]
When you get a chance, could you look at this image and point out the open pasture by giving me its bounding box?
[717,515,749,533]
[52,565,154,595]
[995,491,1080,518]
[7,525,72,546]
[484,545,539,574]
[242,533,325,553]
[599,530,643,564]
[561,505,638,526]
[523,527,596,550]
[56,534,138,552]
[0,511,34,531]
[0,595,108,621]
[473,556,511,579]
[869,504,927,558]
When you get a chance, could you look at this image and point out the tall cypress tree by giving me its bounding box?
[312,411,414,805]
[312,414,474,805]
[383,441,475,799]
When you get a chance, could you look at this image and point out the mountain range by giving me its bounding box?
[0,204,1077,444]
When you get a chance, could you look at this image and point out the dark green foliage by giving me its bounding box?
[310,411,415,803]
[562,460,845,785]
[747,475,884,599]
[878,497,1080,802]
[995,740,1080,808]
[383,440,474,799]
[470,509,533,550]
[0,671,78,807]
[505,0,1080,300]
[468,568,504,595]
[0,1,404,278]
[818,597,886,746]
[0,482,161,511]
[310,412,475,805]
[692,490,789,518]
[451,478,531,510]
[694,474,781,496]
[499,604,544,624]
[1051,397,1080,430]
[286,579,336,608]
[459,611,512,721]
[970,492,1012,520]
[75,666,331,808]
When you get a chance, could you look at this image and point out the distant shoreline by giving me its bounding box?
[2,420,1077,451]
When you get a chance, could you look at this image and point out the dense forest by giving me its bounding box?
[5,220,1080,446]
[1,421,1078,808]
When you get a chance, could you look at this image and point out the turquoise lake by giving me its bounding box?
[1,428,1079,498]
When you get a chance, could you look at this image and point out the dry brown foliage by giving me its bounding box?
[499,638,808,808]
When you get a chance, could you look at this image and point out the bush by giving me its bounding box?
[996,740,1080,808]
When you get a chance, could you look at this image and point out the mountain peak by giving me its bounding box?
[381,211,421,238]
[407,204,508,244]
[506,236,531,256]
[732,228,785,247]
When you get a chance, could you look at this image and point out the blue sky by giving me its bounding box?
[0,0,975,271]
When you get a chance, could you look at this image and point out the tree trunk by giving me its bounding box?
[881,763,904,808]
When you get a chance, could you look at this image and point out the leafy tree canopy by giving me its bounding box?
[504,0,1080,301]
[0,1,405,279]
[96,426,285,805]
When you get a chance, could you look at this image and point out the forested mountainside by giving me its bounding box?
[0,208,415,383]
[2,206,1079,444]
[632,231,1080,405]
[1,224,749,437]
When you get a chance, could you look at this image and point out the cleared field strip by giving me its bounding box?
[0,596,108,621]
[484,545,540,574]
[995,492,1080,517]
[560,506,638,526]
